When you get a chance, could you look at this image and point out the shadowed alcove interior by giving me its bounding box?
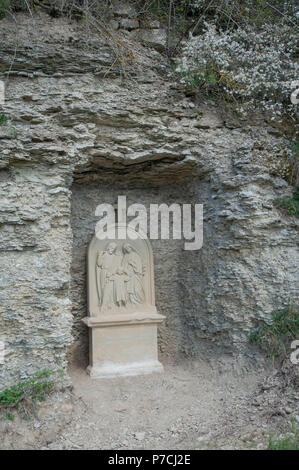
[68,180,201,368]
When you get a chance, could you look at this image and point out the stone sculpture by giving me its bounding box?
[82,224,165,378]
[96,242,145,311]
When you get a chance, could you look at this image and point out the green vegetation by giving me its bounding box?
[0,370,54,419]
[274,188,299,219]
[178,64,240,100]
[249,305,299,361]
[0,114,7,125]
[0,0,113,20]
[0,0,8,18]
[0,0,10,19]
[1,1,296,28]
[291,140,299,159]
[268,422,299,450]
[143,0,297,31]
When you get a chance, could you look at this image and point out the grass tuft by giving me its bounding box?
[268,422,299,450]
[274,188,299,219]
[249,305,299,361]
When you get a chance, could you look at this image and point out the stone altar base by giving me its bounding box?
[82,311,165,379]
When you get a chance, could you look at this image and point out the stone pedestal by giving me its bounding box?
[82,310,165,379]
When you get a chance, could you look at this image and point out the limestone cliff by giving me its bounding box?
[0,10,298,389]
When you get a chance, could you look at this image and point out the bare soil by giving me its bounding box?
[1,355,297,450]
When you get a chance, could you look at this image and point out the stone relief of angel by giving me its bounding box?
[96,242,145,311]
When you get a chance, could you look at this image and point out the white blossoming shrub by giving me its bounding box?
[176,21,298,122]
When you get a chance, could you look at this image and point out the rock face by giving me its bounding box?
[0,12,298,389]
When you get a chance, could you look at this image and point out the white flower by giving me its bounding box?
[177,19,298,119]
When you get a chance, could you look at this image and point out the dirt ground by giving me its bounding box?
[1,354,297,450]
